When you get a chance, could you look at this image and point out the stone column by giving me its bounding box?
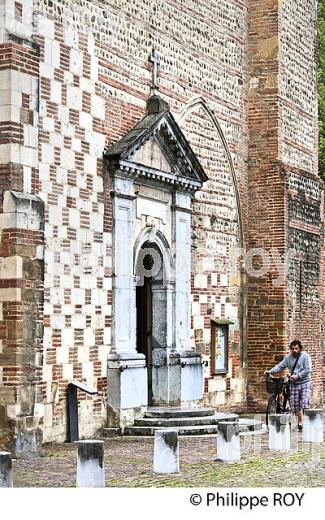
[153,429,179,474]
[151,281,174,404]
[0,452,13,487]
[107,173,147,427]
[303,409,323,443]
[172,191,203,403]
[76,440,105,488]
[217,422,240,462]
[269,414,291,451]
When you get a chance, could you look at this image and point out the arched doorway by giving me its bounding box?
[135,240,169,405]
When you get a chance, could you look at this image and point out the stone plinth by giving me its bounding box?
[76,440,105,488]
[303,409,324,443]
[107,352,148,427]
[217,421,240,462]
[153,429,179,473]
[0,452,13,487]
[269,414,291,451]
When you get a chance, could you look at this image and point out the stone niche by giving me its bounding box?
[104,95,208,427]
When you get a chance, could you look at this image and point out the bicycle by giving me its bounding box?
[265,374,291,427]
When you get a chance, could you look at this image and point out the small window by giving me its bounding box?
[211,319,232,375]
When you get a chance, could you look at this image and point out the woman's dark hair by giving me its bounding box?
[290,339,303,350]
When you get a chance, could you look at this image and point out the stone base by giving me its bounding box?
[117,410,263,436]
[5,424,43,459]
[179,352,204,402]
[151,351,203,406]
[107,350,204,428]
[107,352,148,427]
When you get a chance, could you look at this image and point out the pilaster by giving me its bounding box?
[107,171,147,427]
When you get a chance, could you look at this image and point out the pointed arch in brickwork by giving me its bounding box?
[176,96,246,382]
[177,96,243,248]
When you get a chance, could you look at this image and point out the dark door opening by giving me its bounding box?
[136,276,153,404]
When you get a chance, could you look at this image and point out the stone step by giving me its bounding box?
[135,412,239,427]
[144,407,216,418]
[102,427,122,437]
[119,419,263,437]
[123,424,221,436]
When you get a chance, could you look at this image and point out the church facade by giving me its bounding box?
[0,0,324,455]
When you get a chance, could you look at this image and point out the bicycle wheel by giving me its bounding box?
[276,391,288,414]
[266,394,278,426]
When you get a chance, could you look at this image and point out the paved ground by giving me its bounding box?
[12,423,325,487]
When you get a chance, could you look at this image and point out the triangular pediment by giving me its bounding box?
[132,136,172,173]
[104,95,208,187]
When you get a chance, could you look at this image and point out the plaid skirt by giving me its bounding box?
[289,382,312,412]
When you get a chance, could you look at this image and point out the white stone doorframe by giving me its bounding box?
[107,172,204,427]
[134,230,174,405]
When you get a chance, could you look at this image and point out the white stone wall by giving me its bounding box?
[31,0,248,439]
[35,13,111,441]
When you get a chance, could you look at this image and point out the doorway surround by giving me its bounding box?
[104,95,208,427]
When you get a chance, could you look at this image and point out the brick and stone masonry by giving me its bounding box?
[246,0,324,408]
[0,0,323,451]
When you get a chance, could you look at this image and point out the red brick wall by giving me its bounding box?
[246,0,323,409]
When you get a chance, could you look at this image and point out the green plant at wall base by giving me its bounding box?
[318,0,325,183]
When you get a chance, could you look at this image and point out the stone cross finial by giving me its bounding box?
[149,47,160,92]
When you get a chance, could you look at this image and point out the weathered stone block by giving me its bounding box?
[76,440,105,488]
[153,430,179,474]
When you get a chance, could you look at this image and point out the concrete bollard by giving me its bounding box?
[269,414,291,451]
[0,452,13,488]
[76,440,105,487]
[217,422,240,462]
[153,429,179,473]
[303,409,324,443]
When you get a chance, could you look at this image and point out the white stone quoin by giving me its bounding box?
[303,409,324,443]
[269,414,291,451]
[153,429,180,473]
[0,452,13,488]
[76,440,105,487]
[217,421,240,462]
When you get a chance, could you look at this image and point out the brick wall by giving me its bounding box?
[280,1,324,404]
[28,0,250,441]
[246,0,323,409]
[0,0,323,448]
[179,104,247,409]
[0,1,45,453]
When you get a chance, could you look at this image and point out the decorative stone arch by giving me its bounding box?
[133,227,174,285]
[133,229,176,405]
[177,96,244,248]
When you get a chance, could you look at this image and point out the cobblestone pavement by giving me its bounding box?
[12,424,325,488]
